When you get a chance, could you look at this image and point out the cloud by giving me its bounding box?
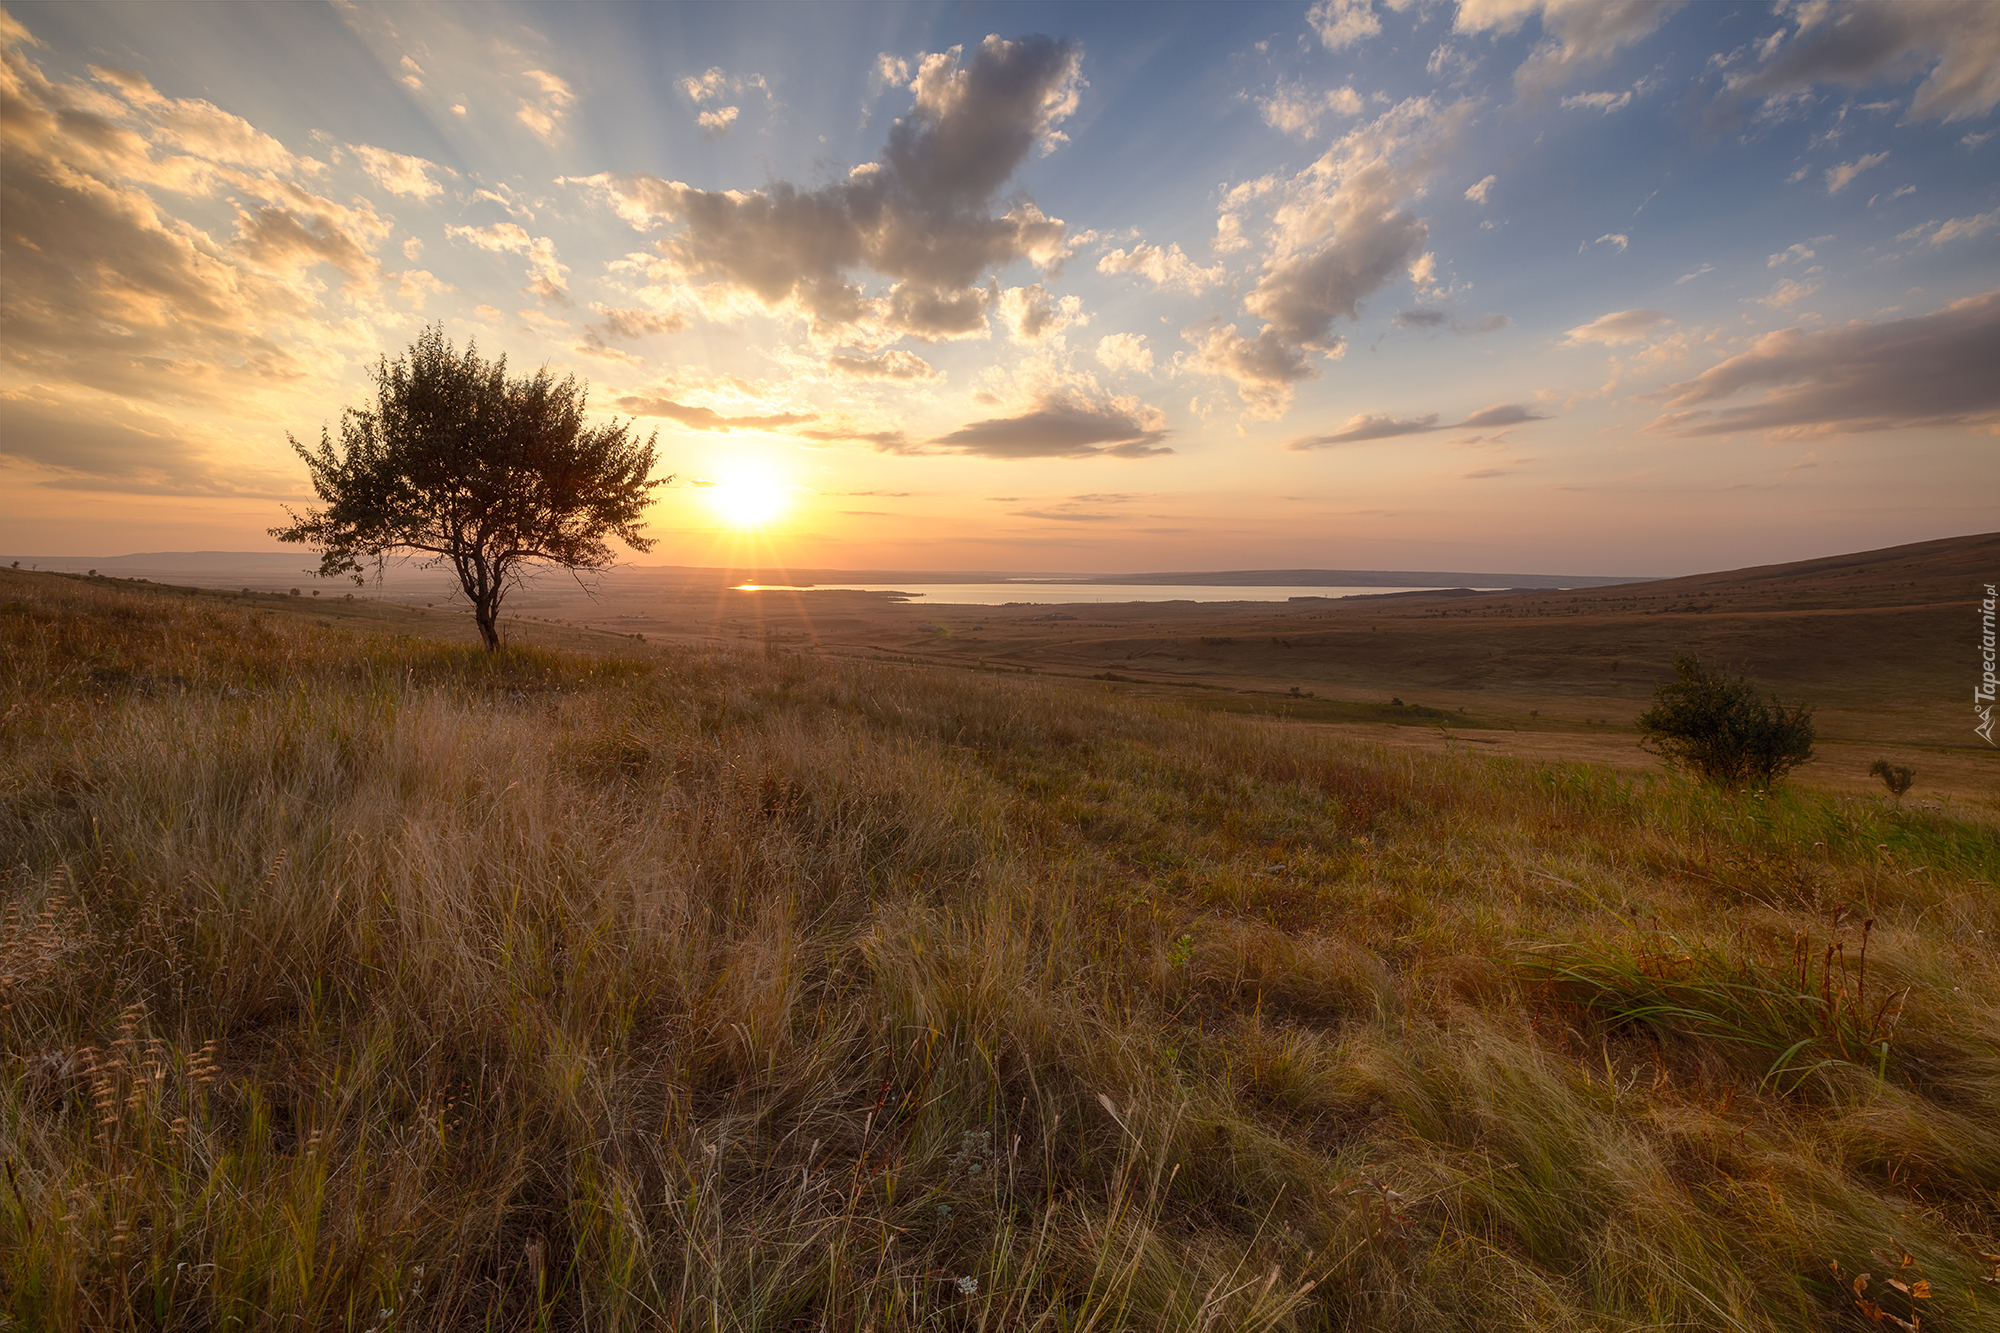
[0,27,384,410]
[1676,263,1715,284]
[1757,278,1820,308]
[930,389,1170,459]
[697,106,739,135]
[1562,308,1671,345]
[997,283,1084,342]
[1560,90,1632,113]
[444,222,568,300]
[350,144,443,199]
[1260,82,1365,137]
[0,389,296,497]
[1394,308,1448,328]
[1456,402,1549,428]
[1592,232,1629,252]
[1192,96,1467,417]
[613,395,815,431]
[1308,0,1381,52]
[1825,151,1888,194]
[1719,0,2000,123]
[1288,413,1440,448]
[516,69,575,144]
[795,426,915,452]
[1009,508,1119,521]
[1096,241,1222,292]
[1454,0,1683,100]
[1644,289,2000,438]
[570,35,1082,345]
[1767,240,1822,266]
[1898,207,2000,246]
[1464,173,1497,203]
[1095,332,1154,374]
[1286,399,1549,448]
[577,306,687,357]
[826,349,942,380]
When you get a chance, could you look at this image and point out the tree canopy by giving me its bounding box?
[272,326,665,649]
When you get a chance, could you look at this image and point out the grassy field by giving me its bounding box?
[3,567,1997,1330]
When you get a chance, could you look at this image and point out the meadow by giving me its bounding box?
[2,567,1997,1330]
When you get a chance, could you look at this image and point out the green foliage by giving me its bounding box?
[1636,653,1816,787]
[271,325,666,650]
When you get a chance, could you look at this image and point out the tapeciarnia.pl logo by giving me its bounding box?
[1978,582,1997,746]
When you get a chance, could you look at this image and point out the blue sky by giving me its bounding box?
[2,0,1995,574]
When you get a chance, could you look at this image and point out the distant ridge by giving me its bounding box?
[1072,568,1651,589]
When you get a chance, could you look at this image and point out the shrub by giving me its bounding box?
[1869,758,1916,797]
[1636,653,1815,787]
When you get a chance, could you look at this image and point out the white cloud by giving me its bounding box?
[1757,278,1820,308]
[350,143,443,200]
[444,222,569,301]
[1464,173,1497,203]
[1592,232,1629,252]
[1562,308,1671,345]
[1824,151,1888,194]
[1260,82,1365,137]
[1560,90,1632,113]
[1308,0,1381,52]
[516,68,575,144]
[1095,333,1154,375]
[1454,0,1684,100]
[1676,263,1714,284]
[1898,207,2000,246]
[997,284,1084,343]
[697,105,739,135]
[1097,242,1223,293]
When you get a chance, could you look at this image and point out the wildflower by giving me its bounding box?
[956,1275,978,1296]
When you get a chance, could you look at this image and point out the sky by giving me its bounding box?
[1,0,1996,577]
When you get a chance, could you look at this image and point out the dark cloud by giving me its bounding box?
[0,390,296,497]
[586,307,687,342]
[1287,413,1440,449]
[1716,0,2000,123]
[614,396,816,431]
[931,391,1171,459]
[1645,289,2000,439]
[826,350,941,381]
[573,34,1081,343]
[1193,98,1465,417]
[1456,402,1548,428]
[795,427,917,453]
[1286,401,1550,449]
[1395,308,1448,328]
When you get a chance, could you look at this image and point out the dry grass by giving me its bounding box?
[3,568,1997,1331]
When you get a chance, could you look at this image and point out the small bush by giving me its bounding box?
[1636,653,1814,787]
[1869,758,1915,797]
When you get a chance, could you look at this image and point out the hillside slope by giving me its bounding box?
[3,568,1997,1330]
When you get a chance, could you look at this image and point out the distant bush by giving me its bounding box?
[1869,759,1915,798]
[1637,654,1815,787]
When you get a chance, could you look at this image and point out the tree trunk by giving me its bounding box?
[474,598,501,651]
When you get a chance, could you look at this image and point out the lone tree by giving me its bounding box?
[1636,654,1816,788]
[272,327,665,650]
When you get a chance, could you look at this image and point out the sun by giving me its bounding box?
[703,464,789,528]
